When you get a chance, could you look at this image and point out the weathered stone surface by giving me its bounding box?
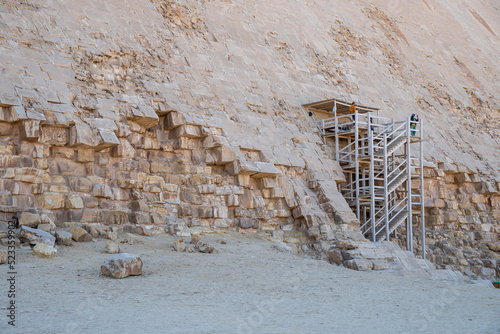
[327,249,343,264]
[68,225,92,242]
[173,238,186,252]
[105,241,120,254]
[33,243,57,258]
[343,259,373,271]
[195,241,218,254]
[190,234,202,244]
[92,184,113,198]
[18,211,41,228]
[0,250,7,264]
[55,231,72,246]
[101,253,143,279]
[19,226,56,246]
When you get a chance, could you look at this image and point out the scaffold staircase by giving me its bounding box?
[304,99,426,258]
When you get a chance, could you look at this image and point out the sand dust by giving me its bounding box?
[1,231,499,334]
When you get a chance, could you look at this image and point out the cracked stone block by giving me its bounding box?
[94,128,120,151]
[20,120,40,141]
[69,122,94,148]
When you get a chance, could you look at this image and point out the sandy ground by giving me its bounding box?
[1,231,499,334]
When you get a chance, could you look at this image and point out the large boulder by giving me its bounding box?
[19,226,56,246]
[101,253,143,279]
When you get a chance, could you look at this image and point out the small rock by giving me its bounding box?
[68,225,92,242]
[82,224,100,238]
[187,247,195,253]
[104,231,118,241]
[0,250,7,264]
[195,241,218,254]
[174,238,186,252]
[19,226,56,247]
[218,239,227,244]
[190,234,202,244]
[105,241,120,254]
[101,253,143,279]
[33,243,57,258]
[55,231,72,246]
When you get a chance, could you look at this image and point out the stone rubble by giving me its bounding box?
[101,253,143,279]
[33,243,57,258]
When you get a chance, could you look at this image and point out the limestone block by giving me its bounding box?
[103,210,129,225]
[153,101,174,116]
[115,122,132,137]
[76,149,94,163]
[195,241,218,254]
[227,194,240,207]
[117,179,144,189]
[68,225,92,242]
[198,206,214,218]
[174,238,186,252]
[239,218,259,229]
[213,206,229,219]
[240,190,265,209]
[40,126,69,146]
[455,173,471,183]
[478,181,498,195]
[174,137,196,150]
[327,249,344,264]
[93,128,120,151]
[169,124,202,139]
[19,226,56,246]
[112,138,135,158]
[197,184,215,194]
[0,106,27,122]
[151,161,171,173]
[165,111,185,130]
[37,193,65,210]
[210,146,236,165]
[69,177,93,192]
[18,211,41,228]
[101,253,143,279]
[133,105,159,129]
[33,243,57,258]
[69,122,94,148]
[343,259,373,271]
[92,184,113,198]
[20,120,40,141]
[261,178,277,189]
[105,241,120,254]
[444,210,458,222]
[129,212,151,225]
[55,231,72,246]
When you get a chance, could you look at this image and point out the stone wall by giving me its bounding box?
[0,102,362,251]
[394,162,500,279]
[0,0,498,278]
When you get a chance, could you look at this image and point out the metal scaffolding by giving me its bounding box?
[304,99,426,258]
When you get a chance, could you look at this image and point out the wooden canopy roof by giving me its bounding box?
[303,98,379,115]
